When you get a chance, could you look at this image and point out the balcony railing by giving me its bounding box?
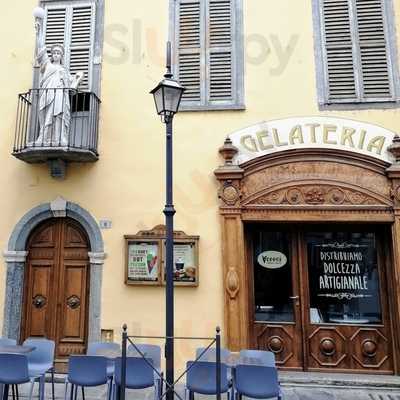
[13,88,100,163]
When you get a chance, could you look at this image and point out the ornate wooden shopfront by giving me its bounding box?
[214,121,400,374]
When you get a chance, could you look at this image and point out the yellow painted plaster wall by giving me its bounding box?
[1,0,400,369]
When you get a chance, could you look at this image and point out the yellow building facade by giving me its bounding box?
[2,0,400,374]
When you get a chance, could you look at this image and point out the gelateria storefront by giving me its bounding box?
[214,117,400,374]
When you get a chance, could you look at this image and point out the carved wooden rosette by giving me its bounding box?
[215,137,400,372]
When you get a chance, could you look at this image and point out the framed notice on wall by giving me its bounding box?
[124,225,199,287]
[125,240,160,285]
[162,239,199,286]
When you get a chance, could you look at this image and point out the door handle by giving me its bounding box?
[289,296,299,300]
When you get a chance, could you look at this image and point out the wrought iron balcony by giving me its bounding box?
[13,88,100,165]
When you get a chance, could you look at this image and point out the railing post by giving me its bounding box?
[120,324,127,400]
[216,326,221,400]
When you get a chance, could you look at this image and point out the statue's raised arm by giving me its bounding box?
[34,11,49,71]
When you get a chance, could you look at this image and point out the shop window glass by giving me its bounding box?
[307,231,382,325]
[253,231,294,322]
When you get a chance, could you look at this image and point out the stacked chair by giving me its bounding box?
[233,350,282,400]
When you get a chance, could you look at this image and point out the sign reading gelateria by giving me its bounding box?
[229,117,396,164]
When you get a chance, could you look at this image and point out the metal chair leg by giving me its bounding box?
[11,385,15,400]
[28,380,35,400]
[70,384,74,400]
[81,386,85,400]
[74,385,78,400]
[51,368,55,400]
[15,386,18,400]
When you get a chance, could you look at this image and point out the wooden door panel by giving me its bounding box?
[25,263,54,337]
[23,218,89,360]
[255,324,302,369]
[59,264,88,340]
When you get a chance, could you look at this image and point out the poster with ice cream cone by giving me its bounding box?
[126,240,160,285]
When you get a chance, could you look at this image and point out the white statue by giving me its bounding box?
[33,9,84,147]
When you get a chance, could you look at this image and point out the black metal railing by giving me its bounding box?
[13,88,100,155]
[118,325,222,400]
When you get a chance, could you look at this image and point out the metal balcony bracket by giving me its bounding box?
[48,159,67,180]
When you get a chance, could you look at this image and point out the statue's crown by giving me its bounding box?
[50,43,65,55]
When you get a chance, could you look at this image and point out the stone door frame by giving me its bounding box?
[2,198,106,342]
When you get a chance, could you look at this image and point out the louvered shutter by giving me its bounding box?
[207,0,234,103]
[177,0,203,104]
[69,5,95,91]
[355,0,393,100]
[44,3,95,92]
[322,0,358,102]
[44,7,67,53]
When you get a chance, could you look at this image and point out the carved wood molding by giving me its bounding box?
[243,182,392,207]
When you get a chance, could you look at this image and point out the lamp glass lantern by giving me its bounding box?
[151,78,185,123]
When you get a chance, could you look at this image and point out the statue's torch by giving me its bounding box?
[33,7,45,67]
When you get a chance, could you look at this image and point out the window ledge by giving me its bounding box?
[179,104,246,112]
[319,101,400,111]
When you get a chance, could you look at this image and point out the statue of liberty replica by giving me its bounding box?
[33,7,83,146]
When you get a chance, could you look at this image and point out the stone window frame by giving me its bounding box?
[169,0,245,112]
[312,0,400,110]
[35,0,105,96]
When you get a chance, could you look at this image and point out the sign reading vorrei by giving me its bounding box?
[229,117,396,164]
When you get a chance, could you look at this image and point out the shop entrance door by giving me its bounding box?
[249,225,394,373]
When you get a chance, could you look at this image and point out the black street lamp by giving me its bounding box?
[150,42,185,400]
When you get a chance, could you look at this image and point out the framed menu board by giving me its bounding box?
[124,225,199,286]
[162,239,199,286]
[125,240,161,285]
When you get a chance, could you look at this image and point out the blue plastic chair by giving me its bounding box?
[0,338,17,346]
[87,342,121,378]
[23,338,55,400]
[186,361,230,400]
[65,355,110,400]
[113,357,155,400]
[234,365,282,400]
[0,354,35,400]
[127,344,162,400]
[238,350,276,367]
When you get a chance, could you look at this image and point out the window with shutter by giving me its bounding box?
[315,0,399,106]
[43,2,95,92]
[172,0,244,110]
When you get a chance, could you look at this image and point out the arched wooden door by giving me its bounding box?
[22,218,90,360]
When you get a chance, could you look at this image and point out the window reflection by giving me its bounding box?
[307,231,382,325]
[253,230,294,322]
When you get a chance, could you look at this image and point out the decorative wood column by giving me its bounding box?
[214,138,248,350]
[386,135,400,374]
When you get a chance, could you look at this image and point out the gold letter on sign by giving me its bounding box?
[289,125,304,145]
[323,124,337,145]
[256,130,274,151]
[241,135,258,152]
[367,136,385,155]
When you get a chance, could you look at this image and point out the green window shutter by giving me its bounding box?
[321,0,358,102]
[207,0,234,103]
[177,0,203,104]
[69,4,95,91]
[355,0,393,100]
[43,3,95,92]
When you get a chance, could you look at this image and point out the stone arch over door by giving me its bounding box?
[214,138,400,374]
[2,198,106,342]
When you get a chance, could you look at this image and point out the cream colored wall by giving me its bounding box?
[1,0,400,368]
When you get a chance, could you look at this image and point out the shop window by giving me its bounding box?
[253,231,294,323]
[171,0,245,111]
[307,231,382,325]
[313,0,400,107]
